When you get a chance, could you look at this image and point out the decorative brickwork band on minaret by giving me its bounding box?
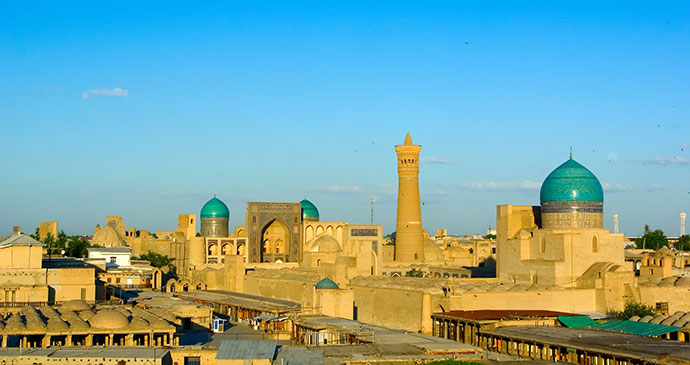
[394,133,424,262]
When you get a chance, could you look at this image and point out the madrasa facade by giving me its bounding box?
[95,194,384,295]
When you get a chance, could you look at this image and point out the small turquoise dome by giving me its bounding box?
[300,199,319,221]
[200,196,230,219]
[315,277,339,290]
[540,159,604,203]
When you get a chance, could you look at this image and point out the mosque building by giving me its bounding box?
[497,155,629,287]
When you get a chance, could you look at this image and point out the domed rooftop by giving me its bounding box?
[91,225,125,247]
[540,158,603,203]
[300,199,319,221]
[61,299,91,312]
[309,235,341,253]
[315,277,339,290]
[88,310,130,329]
[201,196,230,219]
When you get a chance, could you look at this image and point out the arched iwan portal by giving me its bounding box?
[261,219,290,262]
[246,202,302,263]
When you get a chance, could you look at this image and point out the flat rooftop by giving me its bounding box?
[483,326,690,362]
[174,290,301,313]
[434,309,582,321]
[293,315,479,354]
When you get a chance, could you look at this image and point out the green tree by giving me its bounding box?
[483,234,496,239]
[677,235,690,251]
[137,251,174,270]
[384,232,396,246]
[29,227,41,241]
[43,232,56,255]
[612,301,656,320]
[405,268,425,277]
[66,237,91,258]
[55,230,68,249]
[635,228,668,250]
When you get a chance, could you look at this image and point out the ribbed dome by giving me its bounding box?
[201,196,230,219]
[315,277,339,289]
[300,199,319,221]
[540,159,603,203]
[88,310,129,329]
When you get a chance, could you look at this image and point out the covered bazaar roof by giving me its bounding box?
[0,305,176,334]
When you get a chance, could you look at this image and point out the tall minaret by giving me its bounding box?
[395,133,424,262]
[682,212,686,237]
[613,214,619,234]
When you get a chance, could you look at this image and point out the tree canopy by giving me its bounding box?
[677,235,690,251]
[612,301,656,320]
[66,237,92,258]
[405,268,425,277]
[635,228,668,250]
[137,251,174,270]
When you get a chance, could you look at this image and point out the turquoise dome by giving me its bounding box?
[540,159,604,203]
[315,277,339,289]
[300,199,319,221]
[200,197,230,219]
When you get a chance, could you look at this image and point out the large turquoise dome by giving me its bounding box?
[200,196,230,219]
[540,159,604,203]
[300,199,319,221]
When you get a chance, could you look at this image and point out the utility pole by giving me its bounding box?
[370,198,375,224]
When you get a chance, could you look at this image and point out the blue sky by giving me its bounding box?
[1,1,689,237]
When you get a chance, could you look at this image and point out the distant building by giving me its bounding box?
[87,247,131,268]
[0,231,95,303]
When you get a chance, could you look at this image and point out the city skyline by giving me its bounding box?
[2,2,689,236]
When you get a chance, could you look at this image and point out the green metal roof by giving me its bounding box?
[200,196,230,219]
[540,158,603,203]
[588,320,681,337]
[300,199,319,220]
[558,315,597,328]
[315,278,339,289]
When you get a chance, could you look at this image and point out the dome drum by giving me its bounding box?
[541,201,603,215]
[200,217,229,238]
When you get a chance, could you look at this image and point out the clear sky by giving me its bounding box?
[1,1,689,237]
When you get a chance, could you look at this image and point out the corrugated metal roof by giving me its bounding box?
[558,315,597,328]
[274,347,324,365]
[215,340,277,360]
[588,320,681,337]
[0,234,43,248]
